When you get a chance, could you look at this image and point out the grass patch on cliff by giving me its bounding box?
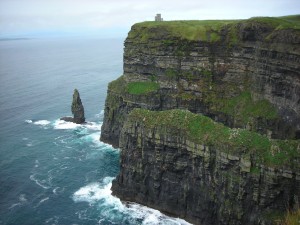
[281,208,300,225]
[218,91,278,122]
[129,20,235,42]
[108,76,160,95]
[127,82,159,95]
[249,15,300,30]
[128,109,300,167]
[128,15,300,43]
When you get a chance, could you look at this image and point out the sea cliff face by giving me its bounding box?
[112,109,300,225]
[100,16,300,224]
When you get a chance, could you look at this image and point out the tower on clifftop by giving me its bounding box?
[155,14,163,21]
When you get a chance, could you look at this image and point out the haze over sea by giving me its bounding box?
[0,38,191,225]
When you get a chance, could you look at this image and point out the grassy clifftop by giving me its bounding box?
[128,15,300,42]
[128,108,300,168]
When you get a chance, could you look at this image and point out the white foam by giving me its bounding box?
[73,177,121,208]
[53,119,81,130]
[34,160,39,167]
[30,174,50,189]
[25,120,32,124]
[53,119,102,131]
[9,194,28,209]
[35,197,50,208]
[9,203,21,209]
[81,132,102,146]
[53,187,64,195]
[95,110,104,118]
[19,194,27,203]
[142,213,160,224]
[131,205,191,225]
[84,122,102,131]
[33,120,51,126]
[72,177,192,225]
[39,197,49,204]
[44,216,59,224]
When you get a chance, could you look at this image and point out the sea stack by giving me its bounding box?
[61,89,85,124]
[71,89,85,124]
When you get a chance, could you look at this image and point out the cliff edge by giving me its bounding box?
[101,15,300,225]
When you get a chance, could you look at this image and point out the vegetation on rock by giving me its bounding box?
[108,76,159,95]
[217,91,279,122]
[128,108,300,167]
[127,82,159,95]
[281,208,300,225]
[128,15,300,43]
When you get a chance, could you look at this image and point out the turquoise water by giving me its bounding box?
[0,38,191,225]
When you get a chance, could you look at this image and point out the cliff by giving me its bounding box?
[113,109,300,225]
[100,15,300,224]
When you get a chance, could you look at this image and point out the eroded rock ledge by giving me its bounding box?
[100,15,300,224]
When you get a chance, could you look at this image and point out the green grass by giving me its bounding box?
[128,15,300,43]
[249,15,300,30]
[129,20,236,42]
[265,207,300,225]
[281,208,300,225]
[217,91,278,122]
[165,68,179,80]
[128,109,300,167]
[250,166,260,174]
[127,82,159,95]
[108,76,160,95]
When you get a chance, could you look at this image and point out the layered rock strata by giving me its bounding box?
[100,16,300,224]
[112,109,300,225]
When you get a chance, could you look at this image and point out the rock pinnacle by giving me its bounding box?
[61,89,85,124]
[71,89,85,124]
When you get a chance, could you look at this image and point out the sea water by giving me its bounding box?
[0,38,191,225]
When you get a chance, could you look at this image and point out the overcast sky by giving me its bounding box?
[0,0,299,38]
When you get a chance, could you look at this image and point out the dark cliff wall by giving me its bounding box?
[112,109,300,225]
[100,16,300,225]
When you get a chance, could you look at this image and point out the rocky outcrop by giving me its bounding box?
[100,16,300,224]
[61,89,85,124]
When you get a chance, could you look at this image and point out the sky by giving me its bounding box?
[0,0,299,38]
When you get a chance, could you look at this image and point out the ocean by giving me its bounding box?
[0,37,191,225]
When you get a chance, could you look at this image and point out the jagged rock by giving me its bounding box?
[61,89,85,124]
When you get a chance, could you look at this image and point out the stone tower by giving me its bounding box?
[155,14,163,21]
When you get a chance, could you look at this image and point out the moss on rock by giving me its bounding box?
[128,108,300,167]
[127,82,160,95]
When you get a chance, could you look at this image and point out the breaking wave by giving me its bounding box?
[73,177,192,225]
